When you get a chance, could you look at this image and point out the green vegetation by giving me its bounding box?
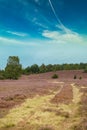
[84,66,87,73]
[0,56,22,80]
[0,56,87,79]
[0,70,5,80]
[79,76,82,80]
[30,64,39,73]
[52,74,58,79]
[39,64,47,73]
[23,63,87,75]
[4,56,22,79]
[74,75,77,79]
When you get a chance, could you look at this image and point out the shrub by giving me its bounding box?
[74,75,77,79]
[84,66,87,73]
[0,75,5,80]
[0,71,5,80]
[52,74,58,79]
[79,77,82,80]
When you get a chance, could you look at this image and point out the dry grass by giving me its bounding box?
[0,84,83,130]
[0,70,87,130]
[0,92,65,130]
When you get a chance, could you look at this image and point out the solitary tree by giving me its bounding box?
[5,56,22,79]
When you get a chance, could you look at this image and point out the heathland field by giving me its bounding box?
[0,70,87,130]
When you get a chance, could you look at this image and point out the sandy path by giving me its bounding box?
[49,81,64,94]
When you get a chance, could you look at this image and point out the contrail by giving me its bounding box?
[48,0,69,33]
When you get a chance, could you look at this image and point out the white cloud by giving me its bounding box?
[32,17,48,29]
[35,22,48,29]
[56,24,72,34]
[6,31,28,37]
[42,30,85,44]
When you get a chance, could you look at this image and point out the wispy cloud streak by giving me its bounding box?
[6,31,28,37]
[48,0,72,34]
[42,30,85,44]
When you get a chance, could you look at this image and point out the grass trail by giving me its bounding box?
[0,83,83,130]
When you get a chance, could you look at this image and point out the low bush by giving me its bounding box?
[0,75,5,80]
[74,75,77,79]
[52,74,58,79]
[79,77,82,80]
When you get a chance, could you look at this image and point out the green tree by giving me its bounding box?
[39,64,47,73]
[22,66,31,75]
[46,64,53,72]
[5,56,22,79]
[0,70,5,80]
[84,66,87,73]
[30,64,39,73]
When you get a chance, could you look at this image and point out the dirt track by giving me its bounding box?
[0,70,87,130]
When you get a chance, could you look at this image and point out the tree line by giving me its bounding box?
[0,56,87,79]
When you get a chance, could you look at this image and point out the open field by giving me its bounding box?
[0,70,87,130]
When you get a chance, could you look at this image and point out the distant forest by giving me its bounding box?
[0,56,87,79]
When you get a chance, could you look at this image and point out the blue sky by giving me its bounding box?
[0,0,87,69]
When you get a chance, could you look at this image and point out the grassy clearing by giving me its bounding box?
[0,84,83,130]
